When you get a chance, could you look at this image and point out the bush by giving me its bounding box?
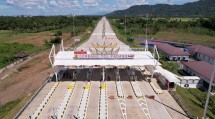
[54,30,62,36]
[50,36,61,44]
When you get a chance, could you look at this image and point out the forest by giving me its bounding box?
[109,0,215,17]
[108,16,215,47]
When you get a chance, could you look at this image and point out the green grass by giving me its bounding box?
[0,43,47,68]
[0,30,38,42]
[176,86,215,118]
[0,99,22,119]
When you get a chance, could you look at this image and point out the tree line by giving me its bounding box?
[0,16,100,33]
[109,16,215,36]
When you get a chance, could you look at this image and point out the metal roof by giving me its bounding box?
[181,61,215,84]
[156,44,190,56]
[188,45,215,58]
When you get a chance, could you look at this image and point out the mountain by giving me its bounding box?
[108,0,215,17]
[90,11,110,16]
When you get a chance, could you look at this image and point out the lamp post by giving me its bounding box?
[203,60,215,118]
[72,13,75,37]
[145,13,148,39]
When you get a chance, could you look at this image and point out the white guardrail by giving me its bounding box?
[77,82,91,119]
[116,81,124,98]
[150,82,163,94]
[30,82,60,119]
[57,82,76,119]
[99,82,108,119]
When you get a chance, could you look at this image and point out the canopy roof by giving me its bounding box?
[53,51,160,66]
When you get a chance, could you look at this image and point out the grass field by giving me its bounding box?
[0,30,38,42]
[176,87,215,118]
[0,43,46,68]
[153,29,215,47]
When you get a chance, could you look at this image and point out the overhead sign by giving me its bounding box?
[74,54,134,59]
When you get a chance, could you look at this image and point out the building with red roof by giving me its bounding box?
[156,44,190,61]
[181,61,215,91]
[188,45,215,65]
[141,40,190,61]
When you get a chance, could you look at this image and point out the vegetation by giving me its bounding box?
[0,43,46,68]
[0,99,22,119]
[158,53,181,75]
[176,86,215,118]
[0,16,100,33]
[0,16,100,69]
[108,16,215,46]
[109,0,215,17]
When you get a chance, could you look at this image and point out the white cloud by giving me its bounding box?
[83,0,100,7]
[6,0,48,9]
[133,0,148,5]
[49,0,80,8]
[49,0,58,7]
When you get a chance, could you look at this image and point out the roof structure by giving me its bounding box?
[181,61,215,84]
[156,44,189,56]
[188,45,215,58]
[53,50,160,66]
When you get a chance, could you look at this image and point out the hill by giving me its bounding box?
[108,0,215,17]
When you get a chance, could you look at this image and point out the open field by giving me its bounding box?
[153,30,215,47]
[176,86,215,118]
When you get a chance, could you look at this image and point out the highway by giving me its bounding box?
[85,68,101,119]
[135,70,172,119]
[106,68,124,119]
[77,17,130,51]
[63,69,88,119]
[38,82,69,119]
[18,82,55,119]
[18,17,177,119]
[119,69,147,119]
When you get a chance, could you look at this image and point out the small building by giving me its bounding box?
[177,76,201,88]
[181,61,215,91]
[188,45,215,65]
[156,44,190,61]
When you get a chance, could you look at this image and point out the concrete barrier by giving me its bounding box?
[30,82,59,119]
[13,74,53,119]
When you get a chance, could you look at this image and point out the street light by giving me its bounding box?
[72,13,75,37]
[203,60,215,119]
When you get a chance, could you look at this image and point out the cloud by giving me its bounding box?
[49,0,80,8]
[83,0,100,7]
[6,0,48,9]
[133,0,148,5]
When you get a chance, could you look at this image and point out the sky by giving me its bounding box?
[0,0,198,16]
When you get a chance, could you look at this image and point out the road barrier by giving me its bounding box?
[30,82,60,119]
[13,74,53,119]
[99,82,108,119]
[150,82,163,94]
[57,82,76,119]
[77,82,91,119]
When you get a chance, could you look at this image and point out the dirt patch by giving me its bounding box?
[6,32,54,46]
[0,37,75,105]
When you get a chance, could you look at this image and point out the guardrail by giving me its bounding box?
[150,82,163,94]
[57,82,76,119]
[30,82,60,119]
[13,74,53,119]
